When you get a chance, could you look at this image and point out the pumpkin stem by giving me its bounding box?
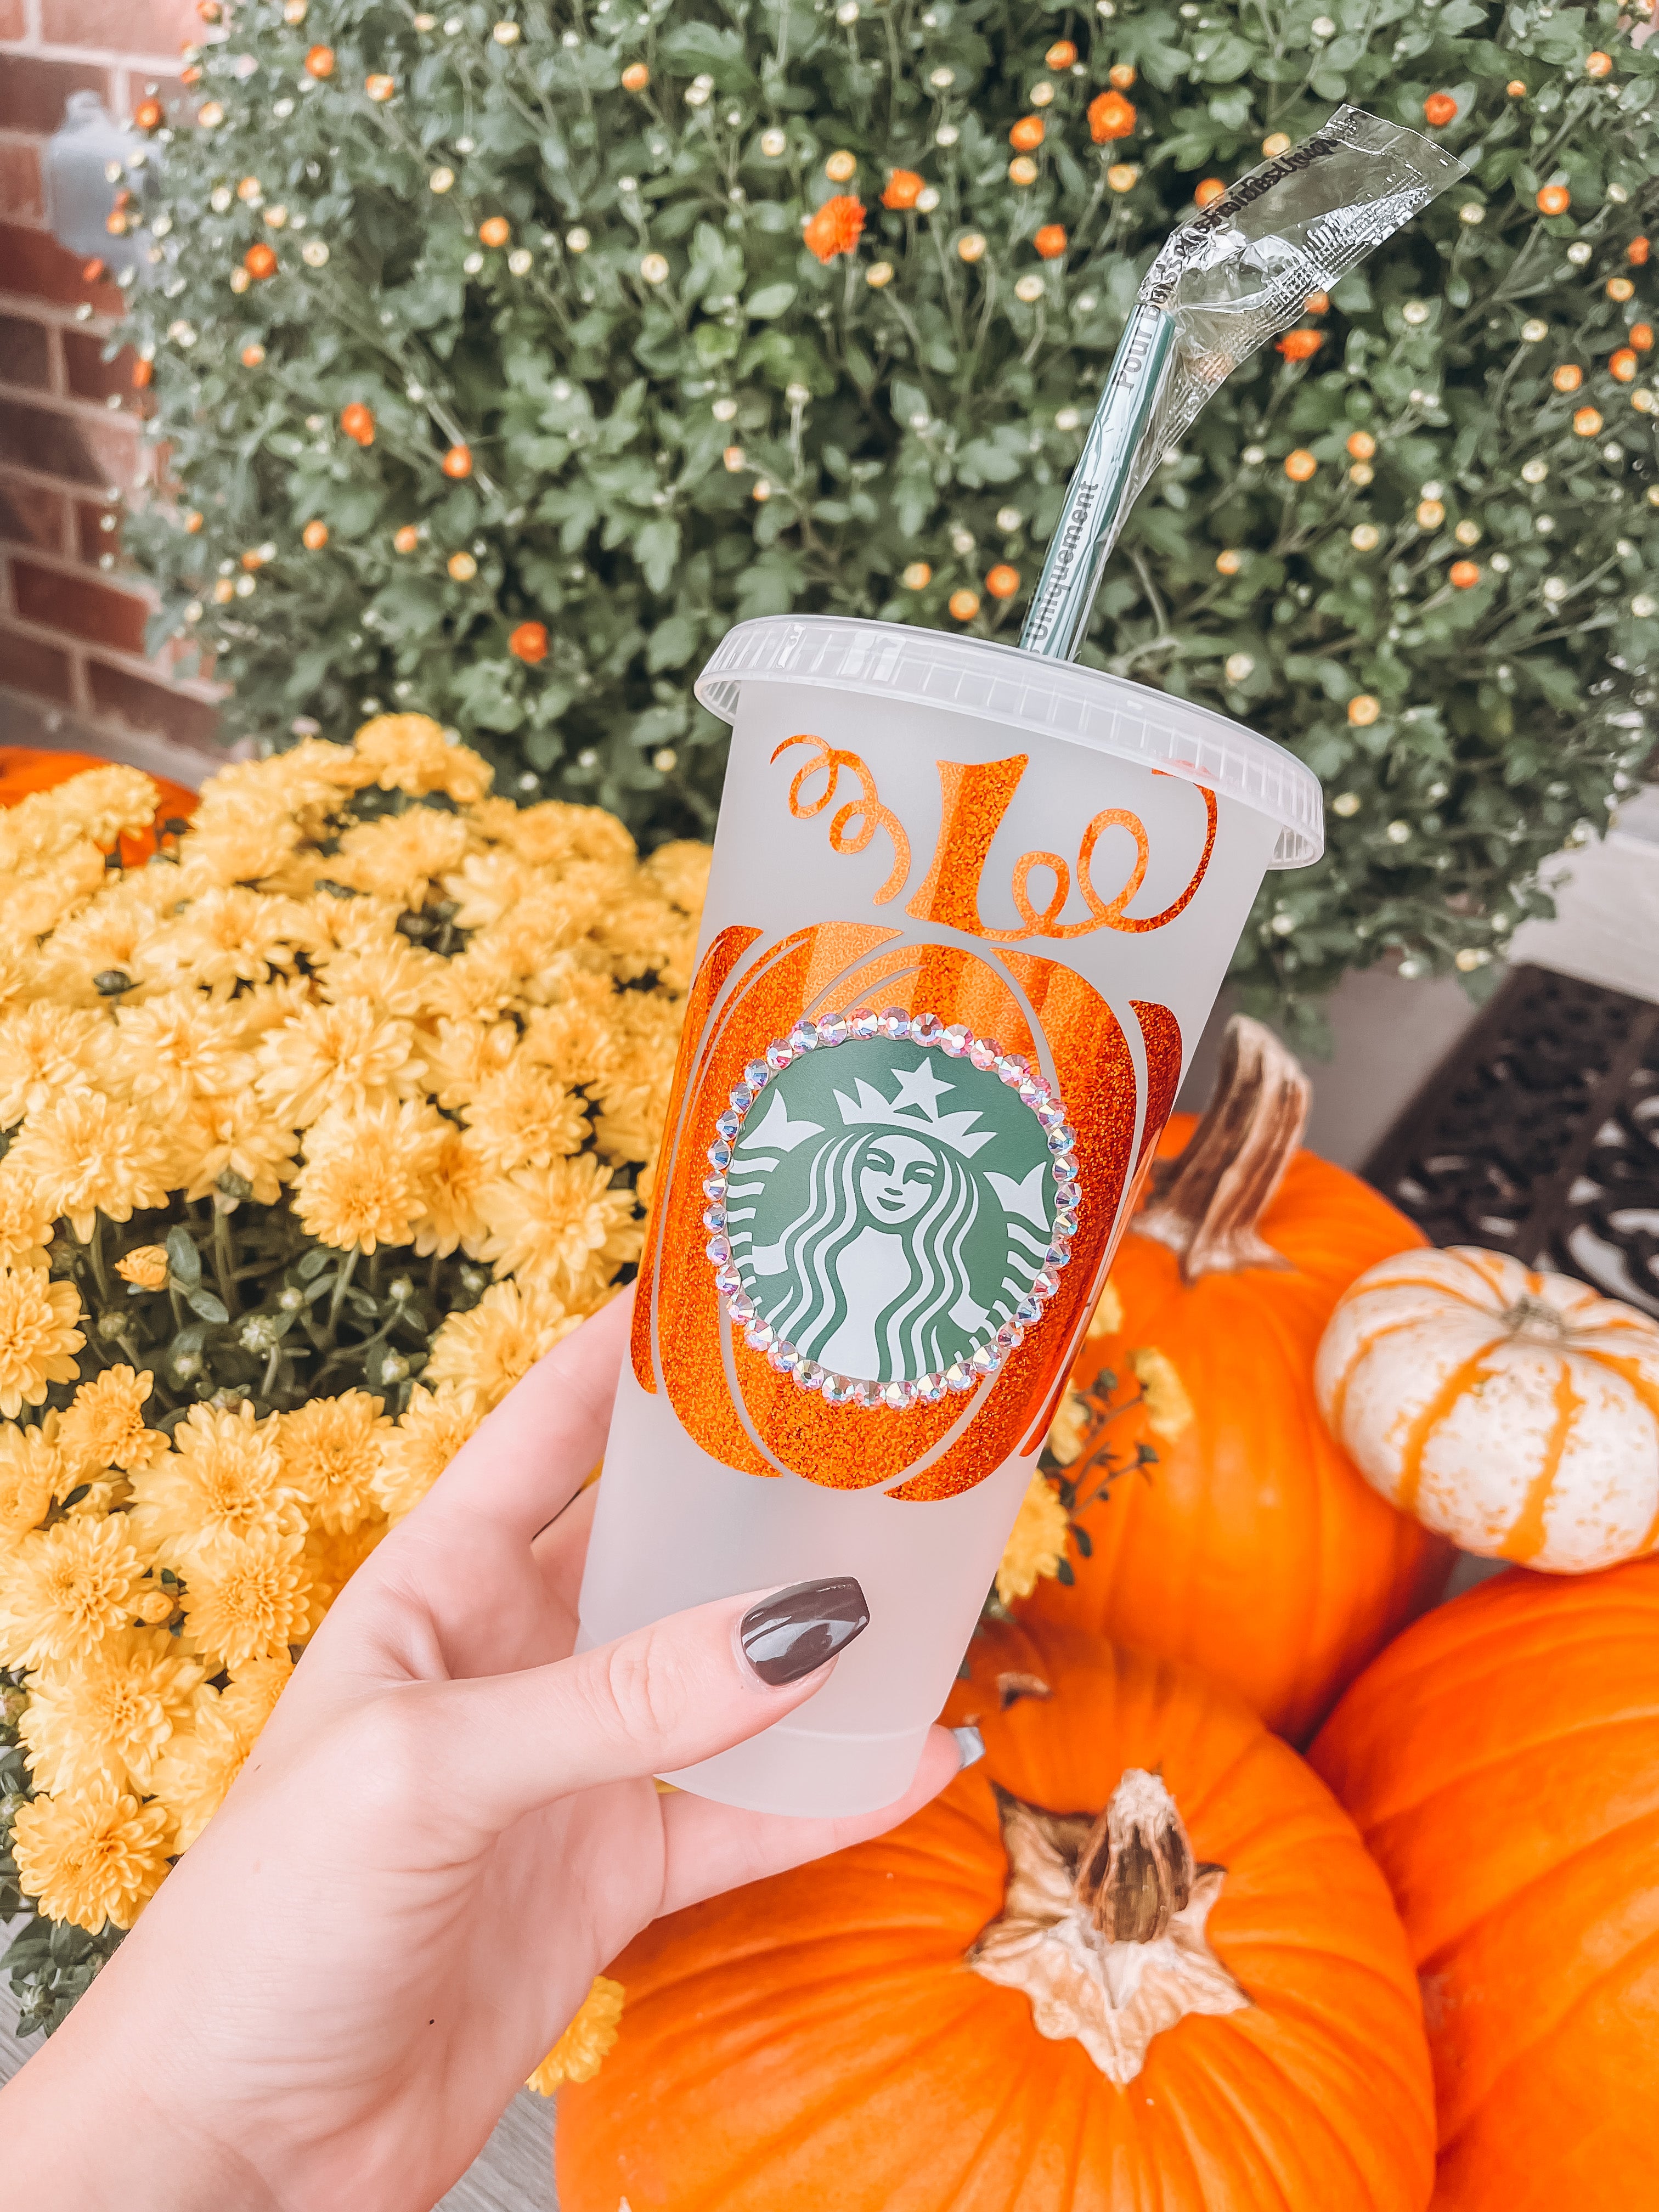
[1076,1770,1195,1944]
[967,1774,1249,2083]
[1133,1014,1310,1284]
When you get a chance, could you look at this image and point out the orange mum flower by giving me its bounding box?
[1088,91,1136,143]
[803,196,865,263]
[1423,92,1457,127]
[1276,329,1324,362]
[1034,224,1067,260]
[509,621,549,663]
[881,170,924,212]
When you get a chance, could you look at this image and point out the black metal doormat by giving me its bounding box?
[1362,963,1659,1319]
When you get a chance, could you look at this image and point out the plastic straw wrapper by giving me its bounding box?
[1022,106,1466,662]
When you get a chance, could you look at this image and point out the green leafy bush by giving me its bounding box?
[123,0,1657,1032]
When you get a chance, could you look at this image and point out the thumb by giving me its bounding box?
[431,1577,871,1829]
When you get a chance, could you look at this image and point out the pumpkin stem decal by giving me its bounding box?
[1133,1014,1311,1283]
[967,1770,1248,2081]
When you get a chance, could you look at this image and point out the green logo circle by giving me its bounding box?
[725,1036,1062,1388]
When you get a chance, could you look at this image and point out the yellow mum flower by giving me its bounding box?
[19,1625,206,1795]
[0,1001,111,1127]
[278,1389,392,1532]
[0,1419,61,1537]
[58,1365,170,1480]
[476,1154,642,1303]
[294,1098,448,1252]
[520,989,616,1091]
[314,939,443,1020]
[373,1384,484,1520]
[232,974,315,1041]
[10,1778,173,1933]
[42,887,167,1008]
[526,1976,625,2095]
[148,1688,246,1853]
[115,1244,169,1290]
[255,998,423,1128]
[0,838,105,939]
[425,1279,579,1408]
[33,764,160,854]
[128,1400,302,1566]
[460,1058,590,1176]
[178,1524,312,1670]
[641,838,712,914]
[352,712,493,803]
[424,941,519,1023]
[5,1090,175,1239]
[111,990,255,1116]
[499,799,635,871]
[332,808,473,905]
[995,1474,1072,1607]
[174,795,301,894]
[441,847,542,932]
[0,1513,150,1670]
[0,1161,56,1270]
[136,885,308,996]
[303,1514,389,1626]
[1085,1280,1124,1339]
[1131,1346,1195,1442]
[172,1091,300,1205]
[217,1649,294,1747]
[420,1016,517,1109]
[410,1125,490,1259]
[0,1264,84,1418]
[1046,1387,1092,1470]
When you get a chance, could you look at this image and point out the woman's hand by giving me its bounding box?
[0,1296,964,2210]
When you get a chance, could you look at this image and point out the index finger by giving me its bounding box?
[414,1289,631,1542]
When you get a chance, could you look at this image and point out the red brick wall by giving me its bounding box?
[0,0,220,764]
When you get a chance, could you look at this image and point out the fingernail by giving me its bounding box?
[740,1577,869,1686]
[951,1724,985,1771]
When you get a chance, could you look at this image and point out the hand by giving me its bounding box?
[0,1295,963,2210]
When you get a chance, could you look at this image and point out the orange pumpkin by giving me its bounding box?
[1310,1560,1659,2208]
[558,1621,1435,2212]
[1020,1017,1452,1742]
[0,746,198,865]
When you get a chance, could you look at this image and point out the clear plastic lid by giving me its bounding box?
[696,616,1323,868]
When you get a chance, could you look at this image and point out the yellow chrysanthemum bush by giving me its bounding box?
[0,723,707,2033]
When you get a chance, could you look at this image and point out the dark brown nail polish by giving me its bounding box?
[740,1577,870,1686]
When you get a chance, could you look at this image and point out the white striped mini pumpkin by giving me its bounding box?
[1314,1245,1659,1574]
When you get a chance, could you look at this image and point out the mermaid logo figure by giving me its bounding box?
[725,1034,1063,1390]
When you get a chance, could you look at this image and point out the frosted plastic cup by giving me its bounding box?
[578,616,1321,1815]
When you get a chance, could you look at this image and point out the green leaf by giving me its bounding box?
[165,1227,200,1289]
[186,1287,230,1325]
[746,283,797,320]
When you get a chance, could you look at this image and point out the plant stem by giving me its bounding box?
[211,1204,241,1317]
[325,1249,360,1344]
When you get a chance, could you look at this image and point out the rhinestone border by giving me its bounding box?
[700,1006,1081,1410]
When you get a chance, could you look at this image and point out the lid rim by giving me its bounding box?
[695,616,1323,869]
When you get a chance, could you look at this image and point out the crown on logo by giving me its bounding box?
[831,1054,997,1159]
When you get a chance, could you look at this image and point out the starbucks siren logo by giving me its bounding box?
[702,1008,1081,1410]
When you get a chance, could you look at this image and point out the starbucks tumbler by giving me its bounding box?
[577,614,1321,1815]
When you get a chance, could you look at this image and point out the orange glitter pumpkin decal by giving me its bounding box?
[636,928,1169,1500]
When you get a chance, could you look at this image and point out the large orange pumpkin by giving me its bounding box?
[1311,1559,1659,2210]
[0,745,198,864]
[558,1621,1435,2212]
[1020,1016,1452,1741]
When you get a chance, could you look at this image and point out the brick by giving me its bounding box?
[76,496,121,565]
[0,623,75,704]
[0,312,52,389]
[63,328,134,403]
[0,140,46,227]
[0,475,69,552]
[0,0,29,40]
[11,556,149,654]
[0,222,124,314]
[41,0,201,58]
[0,394,136,488]
[0,56,110,139]
[87,659,218,748]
